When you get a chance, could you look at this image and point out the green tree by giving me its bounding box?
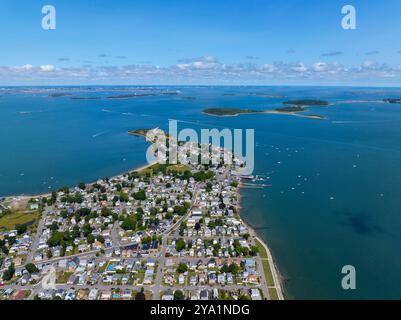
[133,189,146,201]
[82,223,93,237]
[16,224,27,235]
[174,290,185,300]
[175,238,186,252]
[2,263,15,281]
[26,263,39,274]
[121,216,136,231]
[87,234,95,244]
[176,263,188,274]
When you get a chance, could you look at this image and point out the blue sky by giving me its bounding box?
[1,0,401,85]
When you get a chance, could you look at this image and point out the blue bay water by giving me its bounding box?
[1,86,401,299]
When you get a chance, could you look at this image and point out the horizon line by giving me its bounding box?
[1,84,401,89]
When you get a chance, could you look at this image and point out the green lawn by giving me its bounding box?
[262,259,275,287]
[57,272,73,284]
[138,163,190,176]
[0,210,40,231]
[254,238,268,259]
[268,288,279,300]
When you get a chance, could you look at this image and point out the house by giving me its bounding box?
[217,274,226,285]
[162,290,174,300]
[200,289,209,300]
[247,274,259,285]
[88,289,99,300]
[55,289,65,300]
[207,258,216,268]
[226,273,234,284]
[208,273,217,285]
[212,288,219,300]
[251,289,262,300]
[243,259,256,269]
[121,289,132,300]
[58,259,67,269]
[67,275,78,285]
[143,269,154,284]
[20,273,31,285]
[30,203,39,210]
[65,289,75,300]
[100,291,111,300]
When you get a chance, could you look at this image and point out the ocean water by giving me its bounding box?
[1,86,401,299]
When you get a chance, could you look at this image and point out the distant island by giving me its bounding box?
[71,96,101,100]
[283,99,329,106]
[107,92,179,99]
[221,93,285,98]
[383,98,401,104]
[203,108,265,116]
[48,93,72,98]
[203,106,326,120]
[274,106,305,113]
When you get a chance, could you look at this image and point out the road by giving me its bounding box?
[153,182,200,299]
[26,207,50,264]
[2,179,275,301]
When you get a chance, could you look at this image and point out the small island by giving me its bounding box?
[203,108,265,117]
[203,106,326,120]
[383,98,401,104]
[71,96,101,100]
[274,106,305,113]
[48,93,72,98]
[283,99,329,107]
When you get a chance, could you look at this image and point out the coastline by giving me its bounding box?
[237,182,285,300]
[3,161,157,201]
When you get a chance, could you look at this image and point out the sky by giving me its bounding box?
[1,0,401,86]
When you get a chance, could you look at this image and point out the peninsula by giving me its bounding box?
[0,129,284,301]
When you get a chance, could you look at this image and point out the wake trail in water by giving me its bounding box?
[92,131,109,138]
[169,118,228,129]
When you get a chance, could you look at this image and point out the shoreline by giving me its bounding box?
[3,161,157,201]
[237,182,285,300]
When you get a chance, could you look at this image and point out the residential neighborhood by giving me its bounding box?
[0,142,282,301]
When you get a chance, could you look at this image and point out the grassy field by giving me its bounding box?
[57,272,73,284]
[254,238,268,259]
[138,163,190,176]
[0,210,40,231]
[262,259,275,287]
[268,288,279,300]
[254,238,275,287]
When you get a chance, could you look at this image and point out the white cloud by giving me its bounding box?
[40,64,55,72]
[312,62,328,72]
[2,57,401,84]
[291,62,308,72]
[14,64,33,71]
[177,56,220,71]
